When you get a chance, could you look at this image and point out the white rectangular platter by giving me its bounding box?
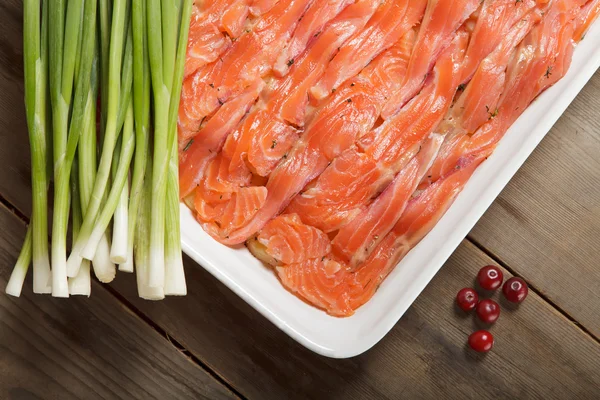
[180,22,600,359]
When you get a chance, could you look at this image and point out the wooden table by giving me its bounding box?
[1,3,599,398]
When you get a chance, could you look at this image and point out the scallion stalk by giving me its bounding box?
[13,0,192,299]
[81,100,135,260]
[79,49,116,283]
[68,157,91,296]
[165,0,193,296]
[110,23,134,263]
[50,0,98,297]
[146,0,170,289]
[6,226,33,297]
[121,0,151,273]
[67,0,128,277]
[135,145,165,300]
[11,0,52,296]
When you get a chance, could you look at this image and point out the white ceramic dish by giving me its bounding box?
[180,23,600,359]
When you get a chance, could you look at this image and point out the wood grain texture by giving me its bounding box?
[110,242,600,400]
[1,0,599,398]
[470,70,600,338]
[0,205,235,400]
[0,0,31,215]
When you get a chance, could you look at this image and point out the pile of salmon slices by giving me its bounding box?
[177,0,599,316]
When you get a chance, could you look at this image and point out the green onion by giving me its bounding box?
[6,226,33,297]
[146,0,170,288]
[165,0,193,295]
[110,24,134,263]
[81,100,135,260]
[50,0,98,296]
[135,144,165,300]
[68,157,91,296]
[79,49,116,282]
[67,0,128,277]
[9,0,53,296]
[121,0,151,273]
[9,0,193,299]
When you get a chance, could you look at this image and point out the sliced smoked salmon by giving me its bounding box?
[380,0,480,119]
[222,30,417,244]
[178,0,599,316]
[309,0,427,100]
[287,31,468,233]
[269,152,484,316]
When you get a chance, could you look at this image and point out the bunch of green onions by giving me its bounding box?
[7,0,193,299]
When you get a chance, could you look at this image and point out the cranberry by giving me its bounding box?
[476,299,500,324]
[477,265,504,290]
[468,330,494,353]
[503,277,528,303]
[456,288,479,312]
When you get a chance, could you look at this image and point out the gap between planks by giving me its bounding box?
[0,194,247,400]
[467,234,600,345]
[1,189,598,367]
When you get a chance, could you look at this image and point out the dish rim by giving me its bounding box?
[181,24,600,359]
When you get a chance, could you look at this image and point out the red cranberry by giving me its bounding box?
[468,330,494,353]
[456,288,479,312]
[476,299,500,324]
[503,277,528,303]
[477,265,504,290]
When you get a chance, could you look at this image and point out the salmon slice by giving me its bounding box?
[221,31,417,244]
[460,0,541,83]
[202,186,269,239]
[179,79,264,197]
[249,0,281,16]
[246,110,300,176]
[185,1,238,78]
[273,0,382,127]
[431,0,580,182]
[465,0,580,158]
[422,9,542,187]
[186,0,313,126]
[220,0,251,38]
[287,32,468,233]
[273,153,484,316]
[193,0,385,242]
[288,149,386,232]
[276,257,354,316]
[310,0,427,100]
[273,0,354,77]
[574,0,600,41]
[193,107,299,239]
[458,10,541,132]
[331,134,443,269]
[345,153,485,312]
[178,77,264,152]
[178,67,223,140]
[255,214,331,265]
[380,0,480,119]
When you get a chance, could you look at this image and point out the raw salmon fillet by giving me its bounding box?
[179,0,600,316]
[380,0,481,119]
[223,29,418,244]
[309,0,427,100]
[286,31,469,233]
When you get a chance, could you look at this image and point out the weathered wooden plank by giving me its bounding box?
[0,205,235,400]
[470,70,600,338]
[110,242,600,399]
[0,0,31,215]
[1,1,599,398]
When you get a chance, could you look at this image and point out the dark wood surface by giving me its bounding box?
[107,242,600,399]
[1,1,599,398]
[0,205,235,400]
[470,71,600,338]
